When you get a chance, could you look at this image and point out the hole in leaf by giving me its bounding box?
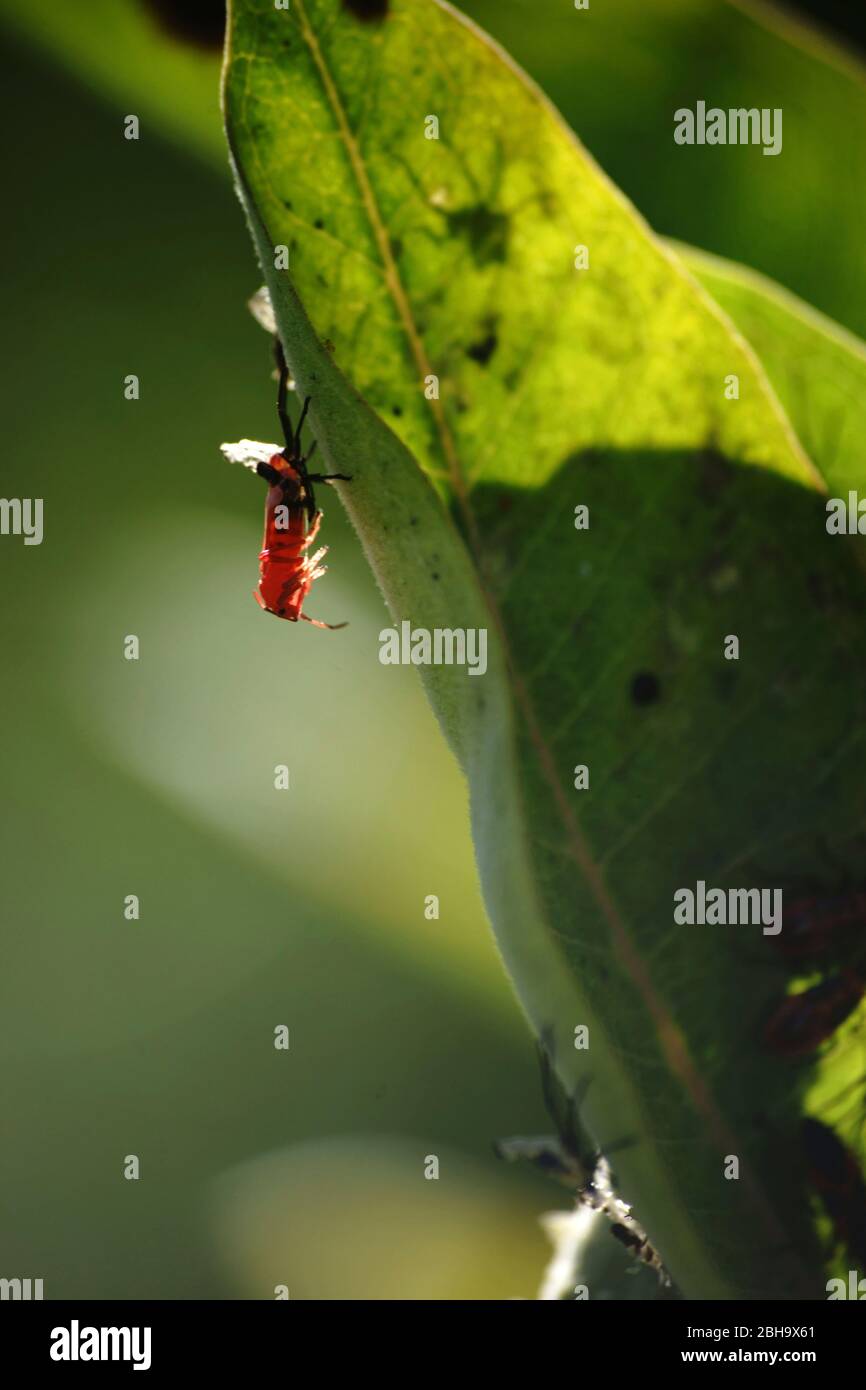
[342,0,389,20]
[631,672,660,706]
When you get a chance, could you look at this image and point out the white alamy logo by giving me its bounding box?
[674,881,782,935]
[674,102,782,156]
[827,1271,866,1300]
[50,1321,152,1372]
[0,1277,43,1299]
[379,621,487,676]
[0,498,43,545]
[826,493,866,534]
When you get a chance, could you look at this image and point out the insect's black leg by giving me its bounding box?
[601,1133,638,1159]
[256,461,282,486]
[305,444,354,495]
[296,440,320,521]
[565,1080,598,1183]
[288,395,316,518]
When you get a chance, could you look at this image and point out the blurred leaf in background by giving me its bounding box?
[466,0,866,339]
[0,0,226,167]
[212,1138,551,1300]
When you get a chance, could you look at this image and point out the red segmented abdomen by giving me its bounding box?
[261,482,306,552]
[256,467,320,621]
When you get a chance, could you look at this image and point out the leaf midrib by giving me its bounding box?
[295,0,470,517]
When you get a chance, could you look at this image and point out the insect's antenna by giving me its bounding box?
[274,339,294,452]
[295,395,312,450]
[563,1078,594,1157]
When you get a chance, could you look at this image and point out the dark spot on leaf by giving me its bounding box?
[467,331,498,365]
[281,198,293,211]
[698,449,734,503]
[392,405,403,417]
[139,0,225,49]
[631,672,660,706]
[342,0,389,20]
[409,516,418,526]
[432,572,440,581]
[443,206,509,264]
[314,218,325,230]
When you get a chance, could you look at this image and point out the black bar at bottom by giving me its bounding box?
[1,1297,863,1375]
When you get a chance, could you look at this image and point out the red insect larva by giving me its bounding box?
[254,452,334,624]
[221,346,351,629]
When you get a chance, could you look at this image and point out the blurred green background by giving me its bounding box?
[0,0,863,1299]
[0,16,560,1301]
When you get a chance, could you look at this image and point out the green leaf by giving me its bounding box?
[0,0,225,168]
[680,242,866,497]
[224,0,866,1298]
